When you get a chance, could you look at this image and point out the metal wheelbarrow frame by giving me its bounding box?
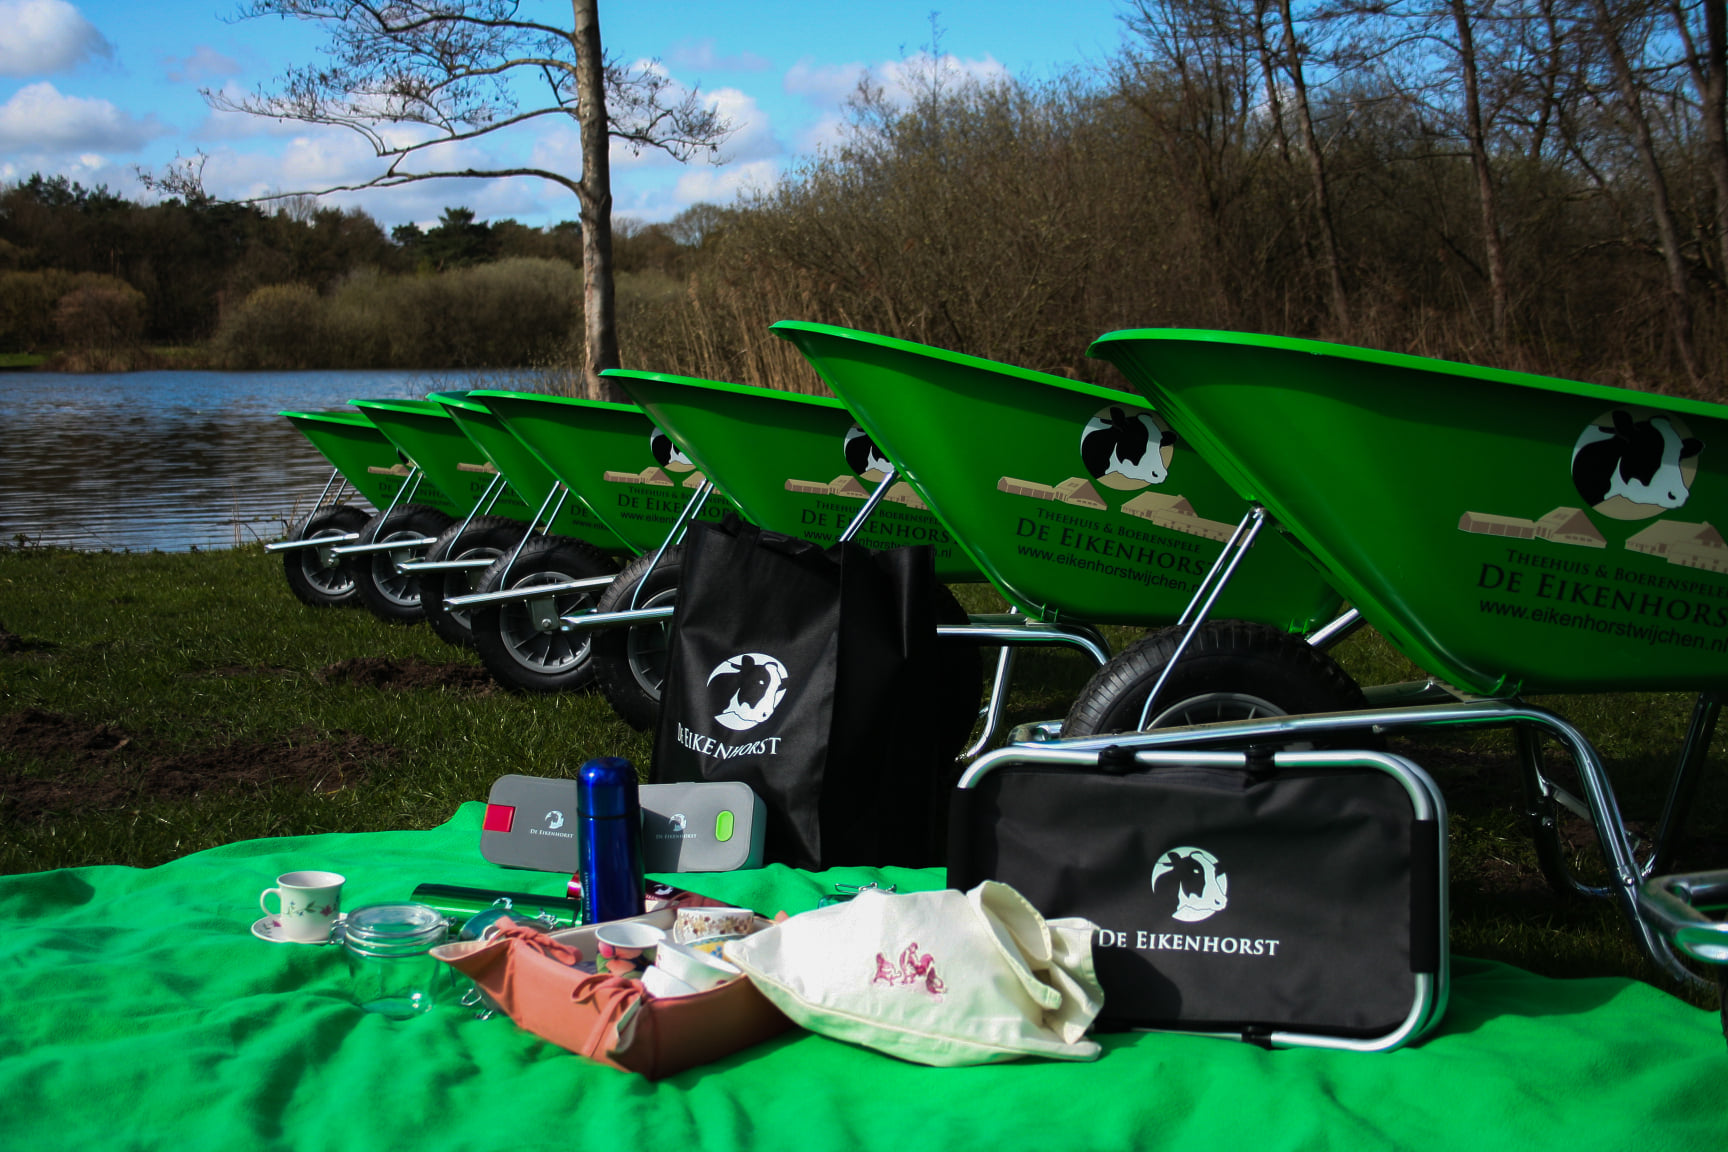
[1051,327,1728,987]
[267,407,457,609]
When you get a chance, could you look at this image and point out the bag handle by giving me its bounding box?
[1095,743,1281,782]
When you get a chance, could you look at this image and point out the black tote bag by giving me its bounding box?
[650,516,961,870]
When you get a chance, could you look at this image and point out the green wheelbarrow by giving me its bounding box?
[347,392,629,647]
[993,327,1728,987]
[772,321,1353,747]
[602,367,1045,745]
[266,407,459,609]
[441,391,738,695]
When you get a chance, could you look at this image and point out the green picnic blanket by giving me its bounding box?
[0,803,1719,1152]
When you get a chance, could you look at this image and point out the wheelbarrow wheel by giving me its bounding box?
[470,537,619,694]
[1063,620,1367,737]
[347,504,455,625]
[282,505,369,608]
[591,548,684,731]
[422,516,529,649]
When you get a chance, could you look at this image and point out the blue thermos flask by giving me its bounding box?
[575,756,645,924]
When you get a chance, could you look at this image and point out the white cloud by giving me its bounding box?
[0,83,167,152]
[0,151,139,194]
[785,58,868,106]
[783,50,1010,154]
[185,127,568,227]
[673,159,778,207]
[165,45,242,84]
[876,51,1009,101]
[704,87,778,163]
[0,0,111,77]
[785,50,1009,113]
[669,38,771,73]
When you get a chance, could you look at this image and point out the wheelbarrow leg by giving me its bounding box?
[1515,723,1579,898]
[1650,691,1722,877]
[630,480,713,609]
[1136,504,1268,729]
[958,645,1017,761]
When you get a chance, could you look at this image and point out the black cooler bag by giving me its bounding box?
[948,744,1448,1051]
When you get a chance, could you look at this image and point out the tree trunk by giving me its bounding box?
[1671,0,1728,290]
[1593,0,1703,386]
[1276,0,1352,337]
[1451,0,1512,351]
[573,0,623,401]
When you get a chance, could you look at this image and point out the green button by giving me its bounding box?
[715,810,734,842]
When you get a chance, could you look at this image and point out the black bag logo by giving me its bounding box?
[1150,846,1229,923]
[706,652,790,732]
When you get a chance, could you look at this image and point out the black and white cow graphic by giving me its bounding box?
[1570,409,1703,516]
[843,425,892,480]
[707,652,789,732]
[1150,846,1229,923]
[1081,405,1175,490]
[650,426,695,472]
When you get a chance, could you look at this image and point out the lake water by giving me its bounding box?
[0,369,552,552]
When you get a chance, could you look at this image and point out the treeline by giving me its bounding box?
[0,178,704,369]
[625,0,1728,401]
[9,0,1728,398]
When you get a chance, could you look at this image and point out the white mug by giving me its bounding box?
[260,870,345,943]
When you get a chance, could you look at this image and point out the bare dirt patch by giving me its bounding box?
[317,655,496,693]
[0,707,394,822]
[0,623,55,654]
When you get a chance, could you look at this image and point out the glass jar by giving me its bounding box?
[342,902,449,1018]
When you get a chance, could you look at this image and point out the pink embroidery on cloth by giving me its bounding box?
[871,942,945,997]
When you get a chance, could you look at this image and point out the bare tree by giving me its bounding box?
[173,0,732,398]
[1589,0,1703,385]
[1668,0,1728,287]
[1273,0,1354,336]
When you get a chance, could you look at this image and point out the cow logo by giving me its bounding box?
[1082,405,1175,491]
[650,427,696,473]
[707,652,790,732]
[669,812,687,833]
[1151,846,1229,922]
[1571,409,1704,521]
[843,425,891,482]
[544,810,565,830]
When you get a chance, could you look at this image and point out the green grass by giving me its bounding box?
[1,545,1722,1007]
[0,544,652,873]
[0,352,49,369]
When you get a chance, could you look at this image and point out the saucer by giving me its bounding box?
[252,914,342,946]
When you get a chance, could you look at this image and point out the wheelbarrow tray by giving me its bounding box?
[603,368,981,582]
[469,391,735,555]
[349,398,520,520]
[773,321,1341,630]
[280,407,458,517]
[1090,329,1728,695]
[427,391,626,553]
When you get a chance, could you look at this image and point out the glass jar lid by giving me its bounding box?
[341,902,448,957]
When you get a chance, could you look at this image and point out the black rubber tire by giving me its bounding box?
[1062,620,1367,737]
[591,548,684,731]
[281,505,370,608]
[470,536,619,693]
[421,516,530,648]
[347,504,456,624]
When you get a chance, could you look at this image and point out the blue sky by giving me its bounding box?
[0,1,1132,229]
